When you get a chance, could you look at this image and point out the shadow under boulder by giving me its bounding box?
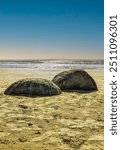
[52,69,97,92]
[4,78,61,97]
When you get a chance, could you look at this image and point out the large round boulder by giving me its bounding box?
[4,78,62,96]
[52,69,97,91]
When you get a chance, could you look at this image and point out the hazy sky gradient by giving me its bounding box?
[0,0,104,60]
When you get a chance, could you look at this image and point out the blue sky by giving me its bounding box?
[0,0,104,59]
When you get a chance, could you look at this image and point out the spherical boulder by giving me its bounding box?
[4,78,62,96]
[52,69,97,91]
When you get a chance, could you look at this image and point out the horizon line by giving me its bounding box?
[0,58,104,61]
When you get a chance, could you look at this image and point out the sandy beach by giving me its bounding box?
[0,69,104,150]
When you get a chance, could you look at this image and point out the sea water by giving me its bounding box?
[0,59,104,71]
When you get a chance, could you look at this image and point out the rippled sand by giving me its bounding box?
[0,69,104,150]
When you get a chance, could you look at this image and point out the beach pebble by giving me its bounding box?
[18,104,28,109]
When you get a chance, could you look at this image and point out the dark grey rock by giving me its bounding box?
[4,78,61,96]
[52,69,97,91]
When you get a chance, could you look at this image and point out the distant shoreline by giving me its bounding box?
[0,59,104,64]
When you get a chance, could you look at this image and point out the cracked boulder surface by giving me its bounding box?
[4,78,62,97]
[52,69,98,92]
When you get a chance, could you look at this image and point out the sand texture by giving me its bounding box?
[0,69,104,150]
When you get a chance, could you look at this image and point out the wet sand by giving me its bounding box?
[0,69,104,150]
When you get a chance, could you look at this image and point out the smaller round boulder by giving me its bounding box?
[4,78,61,96]
[52,69,97,91]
